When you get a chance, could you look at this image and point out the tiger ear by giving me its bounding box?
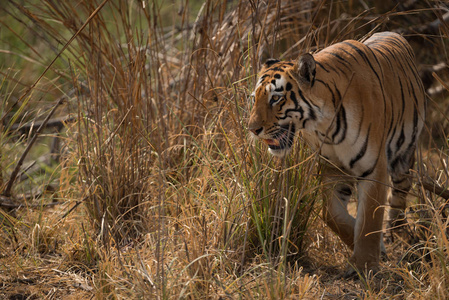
[261,58,280,72]
[297,54,316,86]
[263,58,280,68]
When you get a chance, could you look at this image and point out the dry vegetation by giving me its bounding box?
[0,0,448,299]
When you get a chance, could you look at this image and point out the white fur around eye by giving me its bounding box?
[269,95,282,105]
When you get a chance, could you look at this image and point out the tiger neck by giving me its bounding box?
[305,72,352,145]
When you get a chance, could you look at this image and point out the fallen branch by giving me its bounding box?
[415,11,449,35]
[421,177,449,200]
[398,11,449,36]
[2,95,66,197]
[0,199,62,209]
[0,184,58,209]
[10,115,75,136]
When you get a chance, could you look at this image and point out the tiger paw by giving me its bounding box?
[343,263,379,280]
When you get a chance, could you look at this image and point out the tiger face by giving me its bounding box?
[248,55,320,157]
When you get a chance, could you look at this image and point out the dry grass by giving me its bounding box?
[1,0,449,298]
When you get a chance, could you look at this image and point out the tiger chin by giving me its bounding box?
[260,123,296,157]
[247,32,426,276]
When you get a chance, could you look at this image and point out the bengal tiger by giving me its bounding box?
[247,32,426,274]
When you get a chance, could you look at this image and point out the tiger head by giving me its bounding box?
[248,54,320,157]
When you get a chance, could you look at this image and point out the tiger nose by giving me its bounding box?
[250,127,263,136]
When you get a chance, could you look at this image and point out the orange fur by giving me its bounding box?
[248,32,426,273]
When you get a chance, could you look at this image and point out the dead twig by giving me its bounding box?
[61,197,88,219]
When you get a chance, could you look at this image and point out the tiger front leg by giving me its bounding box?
[350,168,388,274]
[321,165,356,249]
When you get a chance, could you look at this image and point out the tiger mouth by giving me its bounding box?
[262,124,295,150]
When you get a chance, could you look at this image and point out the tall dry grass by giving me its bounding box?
[1,0,449,298]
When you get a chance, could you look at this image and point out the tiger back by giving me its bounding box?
[247,32,426,274]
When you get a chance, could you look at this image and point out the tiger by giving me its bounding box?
[247,31,426,274]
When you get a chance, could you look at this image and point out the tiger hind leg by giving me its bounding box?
[388,153,415,230]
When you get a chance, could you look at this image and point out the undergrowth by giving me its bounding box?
[0,0,448,298]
